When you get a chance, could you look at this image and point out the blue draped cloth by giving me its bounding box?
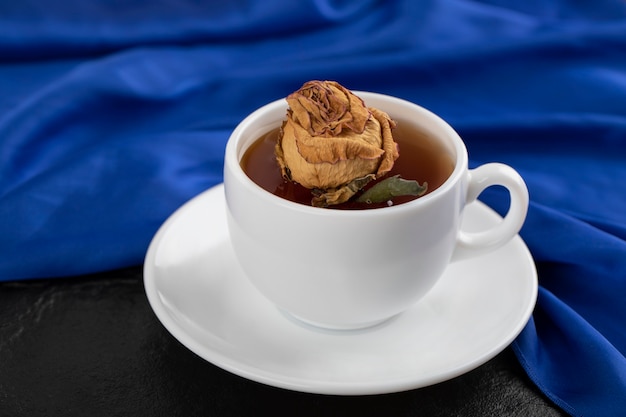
[1,1,625,415]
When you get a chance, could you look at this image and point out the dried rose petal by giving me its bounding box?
[275,81,399,206]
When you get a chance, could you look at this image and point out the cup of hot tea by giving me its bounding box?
[224,83,528,330]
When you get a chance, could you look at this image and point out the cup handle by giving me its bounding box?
[451,163,529,262]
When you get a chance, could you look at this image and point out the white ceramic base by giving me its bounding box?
[282,309,393,331]
[144,184,538,395]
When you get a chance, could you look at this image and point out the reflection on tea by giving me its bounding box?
[241,120,455,209]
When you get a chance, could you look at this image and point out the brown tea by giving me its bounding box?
[240,119,455,209]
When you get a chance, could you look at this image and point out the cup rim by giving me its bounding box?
[225,91,468,216]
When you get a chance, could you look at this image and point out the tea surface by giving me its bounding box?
[241,120,455,209]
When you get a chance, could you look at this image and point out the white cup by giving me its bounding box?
[224,92,528,330]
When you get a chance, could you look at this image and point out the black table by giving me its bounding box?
[0,266,565,416]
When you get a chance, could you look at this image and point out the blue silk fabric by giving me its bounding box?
[1,1,625,415]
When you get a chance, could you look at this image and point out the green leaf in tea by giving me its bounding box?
[356,175,427,204]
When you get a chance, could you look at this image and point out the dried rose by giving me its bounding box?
[275,81,399,207]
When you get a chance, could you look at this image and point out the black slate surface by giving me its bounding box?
[0,266,565,417]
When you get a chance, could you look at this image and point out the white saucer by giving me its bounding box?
[144,184,537,395]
